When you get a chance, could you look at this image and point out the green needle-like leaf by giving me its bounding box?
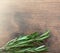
[0,30,50,53]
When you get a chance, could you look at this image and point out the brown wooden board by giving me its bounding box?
[0,0,60,53]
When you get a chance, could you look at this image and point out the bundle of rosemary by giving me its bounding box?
[0,30,50,53]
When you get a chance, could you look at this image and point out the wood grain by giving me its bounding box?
[0,0,60,53]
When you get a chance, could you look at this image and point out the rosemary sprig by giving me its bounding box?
[0,30,50,53]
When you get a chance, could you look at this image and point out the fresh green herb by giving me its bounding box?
[0,30,50,53]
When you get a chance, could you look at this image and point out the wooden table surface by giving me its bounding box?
[0,0,60,53]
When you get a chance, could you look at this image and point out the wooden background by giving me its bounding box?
[0,0,60,53]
